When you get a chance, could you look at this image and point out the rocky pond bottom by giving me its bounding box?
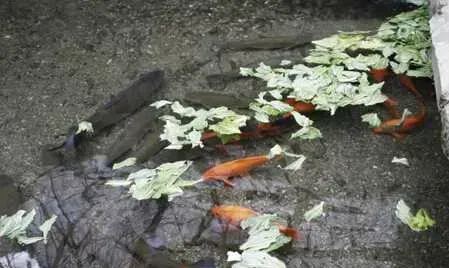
[1,0,449,267]
[3,98,449,267]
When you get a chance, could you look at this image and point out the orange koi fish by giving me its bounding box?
[211,205,300,240]
[373,102,427,139]
[202,155,270,187]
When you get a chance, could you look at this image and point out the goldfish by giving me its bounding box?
[211,205,300,240]
[398,74,423,99]
[369,68,389,83]
[284,98,316,114]
[202,155,271,187]
[373,102,427,139]
[383,98,401,119]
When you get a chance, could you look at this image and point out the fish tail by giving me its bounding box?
[279,226,301,240]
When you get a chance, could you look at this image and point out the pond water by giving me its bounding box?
[1,0,449,267]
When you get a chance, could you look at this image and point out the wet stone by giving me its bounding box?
[294,195,399,252]
[0,173,22,215]
[288,256,395,268]
[25,164,164,268]
[152,190,214,251]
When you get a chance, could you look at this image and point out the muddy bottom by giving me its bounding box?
[1,0,449,267]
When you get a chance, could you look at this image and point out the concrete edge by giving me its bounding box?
[429,0,449,159]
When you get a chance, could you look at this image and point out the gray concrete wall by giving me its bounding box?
[429,0,449,158]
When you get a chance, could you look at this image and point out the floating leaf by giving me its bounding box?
[304,201,325,222]
[0,209,57,245]
[112,157,137,170]
[290,126,322,140]
[361,113,382,128]
[150,100,172,109]
[227,251,242,262]
[268,144,284,160]
[240,214,291,252]
[39,215,57,244]
[395,199,436,232]
[107,161,198,201]
[283,155,306,171]
[392,157,409,166]
[76,121,94,135]
[209,115,248,135]
[230,250,286,268]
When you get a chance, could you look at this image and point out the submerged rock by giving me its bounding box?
[21,158,213,268]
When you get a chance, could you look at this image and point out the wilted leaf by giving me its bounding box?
[304,202,325,222]
[0,209,57,245]
[107,161,198,201]
[227,251,242,262]
[76,121,94,135]
[392,157,409,166]
[283,155,306,171]
[395,199,436,232]
[240,214,291,252]
[230,250,286,268]
[268,144,284,160]
[112,157,137,170]
[39,215,57,244]
[150,100,172,109]
[361,113,382,128]
[291,126,322,140]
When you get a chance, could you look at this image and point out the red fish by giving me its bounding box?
[373,102,427,139]
[202,155,271,187]
[398,74,423,99]
[369,68,389,82]
[383,98,401,119]
[284,98,316,114]
[211,205,300,240]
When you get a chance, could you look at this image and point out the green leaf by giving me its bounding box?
[18,236,44,245]
[268,144,284,160]
[219,134,241,144]
[361,113,382,128]
[230,250,286,268]
[76,121,94,135]
[283,155,306,171]
[150,100,172,109]
[291,126,322,140]
[108,161,197,201]
[240,67,255,76]
[291,111,313,127]
[240,214,291,252]
[304,202,325,222]
[112,157,137,170]
[409,209,436,231]
[209,115,248,135]
[105,180,133,187]
[395,199,436,232]
[0,209,35,240]
[0,209,57,245]
[39,215,57,244]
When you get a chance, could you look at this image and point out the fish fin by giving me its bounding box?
[222,178,235,188]
[392,132,406,140]
[279,226,301,240]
